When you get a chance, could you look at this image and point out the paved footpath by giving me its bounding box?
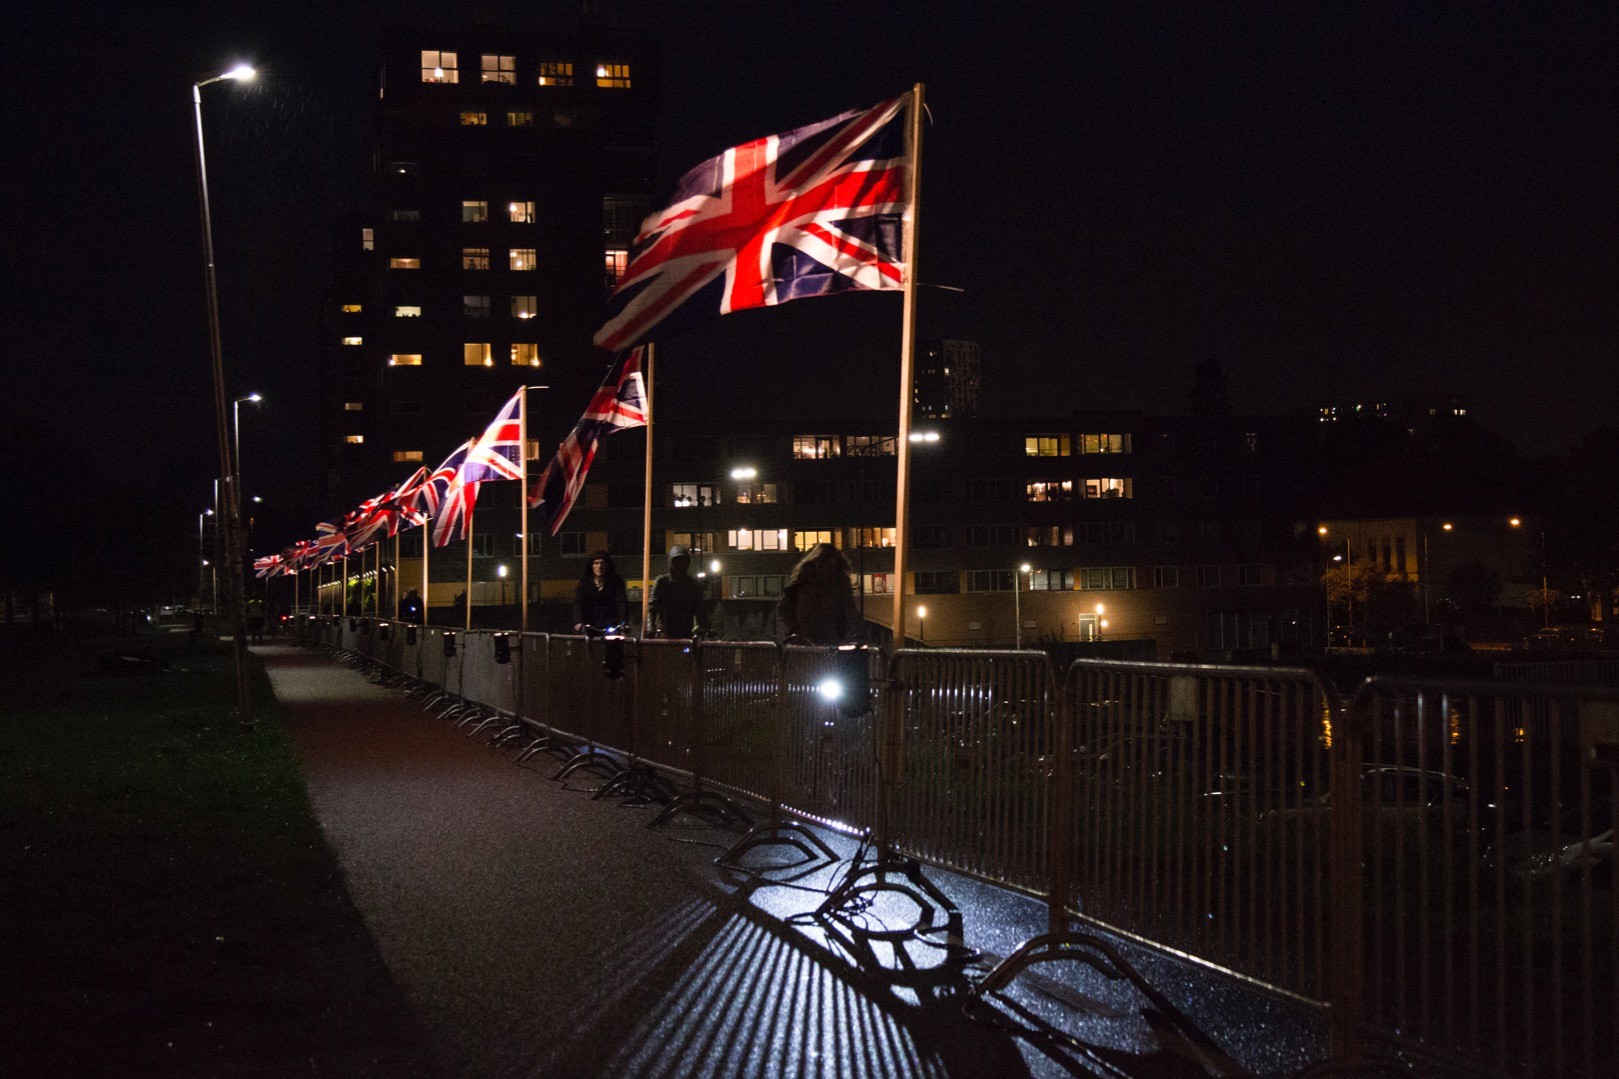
[260,644,1324,1079]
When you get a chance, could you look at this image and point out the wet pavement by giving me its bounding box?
[260,644,1327,1078]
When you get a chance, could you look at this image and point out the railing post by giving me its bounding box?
[1328,689,1365,1060]
[1048,662,1074,938]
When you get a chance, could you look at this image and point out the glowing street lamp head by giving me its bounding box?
[1094,603,1105,615]
[816,678,844,702]
[224,64,256,82]
[497,564,508,578]
[729,466,757,480]
[245,392,262,403]
[1509,517,1522,528]
[1019,563,1031,574]
[1442,522,1454,532]
[917,605,927,620]
[1317,525,1328,536]
[709,559,721,574]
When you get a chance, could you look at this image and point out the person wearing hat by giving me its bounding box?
[647,545,710,639]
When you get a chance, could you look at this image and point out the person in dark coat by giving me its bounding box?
[573,551,629,631]
[647,545,709,638]
[775,543,862,645]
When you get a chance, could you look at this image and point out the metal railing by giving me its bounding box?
[289,615,1617,1078]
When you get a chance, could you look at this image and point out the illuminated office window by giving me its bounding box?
[507,110,534,127]
[388,354,423,367]
[509,248,536,271]
[462,200,489,223]
[392,450,424,463]
[595,62,631,88]
[537,61,573,87]
[481,54,516,84]
[340,303,362,313]
[462,247,490,271]
[511,295,537,319]
[341,336,362,346]
[344,434,365,444]
[421,50,458,83]
[389,257,420,270]
[463,342,492,367]
[459,110,488,126]
[511,343,541,367]
[508,200,535,224]
[394,305,421,318]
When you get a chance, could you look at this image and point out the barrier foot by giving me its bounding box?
[969,928,1244,1077]
[815,850,968,961]
[593,764,671,804]
[513,733,572,763]
[716,820,840,872]
[648,791,753,830]
[553,749,620,782]
[486,724,524,748]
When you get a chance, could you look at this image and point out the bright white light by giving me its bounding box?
[917,605,927,619]
[225,64,256,81]
[730,466,757,480]
[1019,563,1031,574]
[1095,603,1105,615]
[908,431,941,443]
[817,678,844,702]
[709,560,721,574]
[246,392,263,403]
[497,564,508,578]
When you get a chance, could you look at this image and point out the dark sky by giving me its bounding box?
[4,0,1614,600]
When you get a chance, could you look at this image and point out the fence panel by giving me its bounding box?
[890,649,1056,897]
[459,632,495,710]
[695,642,781,807]
[1348,677,1619,1079]
[774,645,880,836]
[544,635,631,755]
[398,625,420,680]
[1063,660,1339,1006]
[418,627,448,690]
[518,633,548,729]
[636,639,699,777]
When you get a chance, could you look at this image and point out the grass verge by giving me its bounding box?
[0,631,437,1078]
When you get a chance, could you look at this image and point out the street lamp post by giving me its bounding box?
[497,563,508,607]
[917,604,927,646]
[233,393,262,501]
[193,62,256,730]
[1015,563,1031,649]
[197,508,213,609]
[1422,521,1453,626]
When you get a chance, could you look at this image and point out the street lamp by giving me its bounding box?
[1510,516,1551,627]
[197,508,214,611]
[1095,602,1106,640]
[233,393,262,499]
[917,604,927,645]
[1422,521,1453,626]
[193,61,256,729]
[1015,563,1031,649]
[497,563,508,606]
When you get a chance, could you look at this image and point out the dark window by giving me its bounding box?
[911,525,952,549]
[914,571,959,594]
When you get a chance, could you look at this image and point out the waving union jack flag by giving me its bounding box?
[594,97,910,352]
[465,390,525,482]
[530,348,648,535]
[413,442,472,521]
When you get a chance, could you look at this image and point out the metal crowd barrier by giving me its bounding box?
[284,617,1617,1078]
[1345,677,1619,1079]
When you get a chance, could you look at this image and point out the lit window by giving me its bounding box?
[392,450,424,463]
[1080,433,1131,454]
[1082,477,1132,499]
[340,303,362,313]
[459,110,488,126]
[511,295,537,319]
[509,248,536,271]
[341,336,362,346]
[388,354,423,367]
[481,54,516,84]
[463,342,492,367]
[595,62,631,88]
[728,528,787,551]
[361,227,374,251]
[394,305,421,318]
[604,248,628,286]
[389,257,420,270]
[1025,480,1073,503]
[792,435,840,459]
[1028,570,1075,591]
[508,200,535,224]
[851,527,897,548]
[462,247,490,271]
[462,200,489,223]
[845,435,897,457]
[525,440,541,461]
[342,402,363,411]
[511,343,541,367]
[793,530,837,551]
[538,61,574,87]
[860,573,893,595]
[1078,567,1135,590]
[421,50,458,83]
[507,110,534,127]
[671,483,719,508]
[734,483,778,505]
[344,435,364,444]
[463,295,490,318]
[1025,434,1070,457]
[390,208,420,222]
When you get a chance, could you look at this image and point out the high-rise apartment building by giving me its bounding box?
[321,23,659,501]
[914,339,980,420]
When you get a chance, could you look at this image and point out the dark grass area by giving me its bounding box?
[0,630,437,1078]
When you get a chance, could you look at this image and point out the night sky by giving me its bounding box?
[5,1,1613,601]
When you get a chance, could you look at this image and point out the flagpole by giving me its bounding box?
[342,554,349,618]
[374,543,381,619]
[465,505,475,632]
[889,82,924,650]
[421,525,430,626]
[519,387,530,637]
[640,343,655,634]
[393,533,401,621]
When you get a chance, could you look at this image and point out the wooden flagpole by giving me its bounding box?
[465,505,475,632]
[640,344,655,634]
[520,387,530,637]
[373,544,381,618]
[889,83,924,649]
[420,521,430,626]
[392,533,401,620]
[341,554,349,617]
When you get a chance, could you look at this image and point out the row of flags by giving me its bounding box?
[258,93,911,579]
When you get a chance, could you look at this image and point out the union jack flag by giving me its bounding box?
[465,391,525,482]
[594,97,910,352]
[311,519,350,565]
[413,441,472,521]
[529,348,648,535]
[348,468,429,549]
[283,540,316,572]
[254,554,283,579]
